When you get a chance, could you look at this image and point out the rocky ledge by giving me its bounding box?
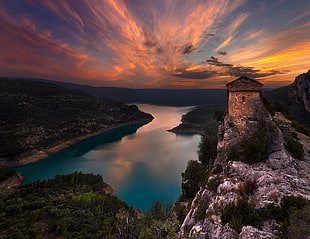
[179,113,310,239]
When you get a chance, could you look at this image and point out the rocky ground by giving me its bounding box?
[179,113,310,239]
[0,173,24,190]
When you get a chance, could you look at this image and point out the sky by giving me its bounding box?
[0,0,310,88]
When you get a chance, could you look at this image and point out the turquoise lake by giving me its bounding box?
[13,104,201,210]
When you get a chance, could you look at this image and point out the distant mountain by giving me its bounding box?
[0,79,152,166]
[5,77,227,106]
[288,69,310,112]
[264,69,310,127]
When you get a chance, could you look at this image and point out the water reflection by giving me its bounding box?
[14,104,201,210]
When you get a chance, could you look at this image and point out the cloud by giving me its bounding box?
[214,36,233,51]
[207,56,283,78]
[174,69,217,79]
[181,43,195,55]
[207,56,232,67]
[0,0,309,88]
[219,51,227,55]
[214,12,250,51]
[174,56,283,80]
[245,29,264,41]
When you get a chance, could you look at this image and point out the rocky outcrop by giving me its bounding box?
[215,111,273,165]
[239,226,274,239]
[179,113,310,239]
[288,69,310,112]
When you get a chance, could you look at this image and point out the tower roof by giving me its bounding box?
[226,76,263,92]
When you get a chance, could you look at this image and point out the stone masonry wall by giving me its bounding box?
[228,91,262,119]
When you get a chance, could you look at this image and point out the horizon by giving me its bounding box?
[0,0,309,89]
[2,76,282,90]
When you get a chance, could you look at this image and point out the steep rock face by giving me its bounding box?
[215,111,272,165]
[180,114,310,239]
[288,69,310,112]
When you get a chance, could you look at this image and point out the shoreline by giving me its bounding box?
[167,122,207,137]
[167,127,207,136]
[0,119,152,168]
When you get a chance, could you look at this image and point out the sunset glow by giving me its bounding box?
[0,0,309,88]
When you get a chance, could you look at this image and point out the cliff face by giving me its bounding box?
[180,113,310,238]
[288,70,310,112]
[215,99,271,165]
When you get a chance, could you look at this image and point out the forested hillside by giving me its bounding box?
[0,172,177,238]
[0,79,152,164]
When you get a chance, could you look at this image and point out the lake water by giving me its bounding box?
[13,104,201,210]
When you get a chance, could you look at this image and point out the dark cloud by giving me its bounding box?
[174,57,284,79]
[202,32,215,39]
[173,69,217,79]
[207,56,232,67]
[206,56,283,78]
[228,66,283,78]
[219,51,227,55]
[180,43,194,54]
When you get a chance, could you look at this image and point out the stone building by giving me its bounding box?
[226,77,265,133]
[215,76,269,164]
[226,76,263,119]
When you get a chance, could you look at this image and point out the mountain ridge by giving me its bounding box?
[3,77,228,106]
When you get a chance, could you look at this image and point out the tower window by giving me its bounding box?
[242,96,245,104]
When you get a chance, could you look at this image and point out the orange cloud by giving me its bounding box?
[0,0,309,88]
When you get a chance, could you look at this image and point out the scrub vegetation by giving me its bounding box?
[227,120,275,163]
[0,166,15,182]
[0,79,152,160]
[266,196,310,238]
[0,172,178,239]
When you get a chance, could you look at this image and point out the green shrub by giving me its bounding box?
[267,195,310,238]
[291,120,310,136]
[263,98,289,116]
[221,199,262,233]
[174,202,187,223]
[181,161,208,199]
[211,164,223,174]
[146,201,173,221]
[194,198,209,222]
[227,121,275,163]
[198,136,217,168]
[0,166,15,182]
[207,176,222,192]
[213,110,226,122]
[287,205,310,239]
[284,135,304,160]
[137,201,178,239]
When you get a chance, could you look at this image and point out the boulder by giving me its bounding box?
[239,226,274,239]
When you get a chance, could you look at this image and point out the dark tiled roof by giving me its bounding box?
[226,77,263,92]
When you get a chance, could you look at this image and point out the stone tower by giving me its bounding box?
[226,77,265,133]
[215,77,269,164]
